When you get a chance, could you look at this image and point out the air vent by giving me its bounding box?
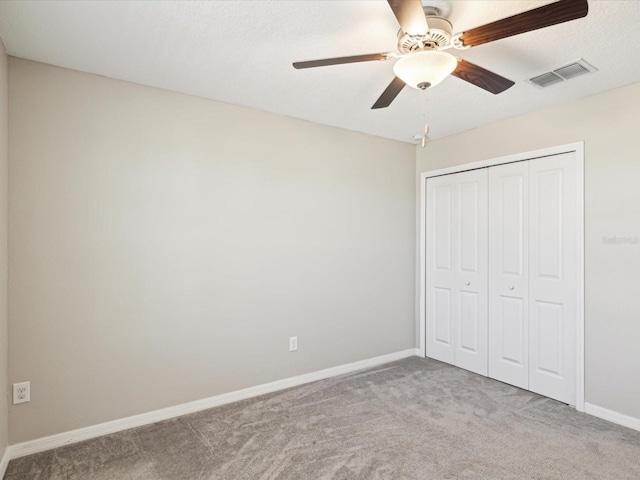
[554,62,590,79]
[529,59,597,88]
[530,72,563,88]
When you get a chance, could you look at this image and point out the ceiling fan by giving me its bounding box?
[293,0,589,109]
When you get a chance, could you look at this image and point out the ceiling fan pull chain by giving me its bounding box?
[422,91,429,148]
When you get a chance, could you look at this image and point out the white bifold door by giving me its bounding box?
[426,152,580,406]
[425,169,488,376]
[488,161,529,389]
[527,153,578,404]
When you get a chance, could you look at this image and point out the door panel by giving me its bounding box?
[434,287,453,346]
[453,170,488,375]
[460,181,480,272]
[426,170,488,374]
[459,291,479,352]
[529,153,578,404]
[426,176,455,364]
[536,171,563,278]
[500,177,526,275]
[499,296,525,365]
[534,301,563,376]
[488,161,529,389]
[434,185,453,270]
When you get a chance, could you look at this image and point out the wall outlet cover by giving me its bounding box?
[13,381,31,405]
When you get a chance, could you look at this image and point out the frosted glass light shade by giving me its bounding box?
[393,50,458,90]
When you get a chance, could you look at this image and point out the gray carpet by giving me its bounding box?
[5,357,640,479]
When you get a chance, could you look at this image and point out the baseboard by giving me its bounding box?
[8,348,419,460]
[0,446,10,478]
[584,402,640,432]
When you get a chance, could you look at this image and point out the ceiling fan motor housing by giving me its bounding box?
[397,10,453,53]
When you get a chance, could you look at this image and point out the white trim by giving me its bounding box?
[7,348,419,460]
[585,403,640,432]
[574,141,585,412]
[419,143,580,180]
[0,447,10,478]
[418,171,427,358]
[419,142,585,410]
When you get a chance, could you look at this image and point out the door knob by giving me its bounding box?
[509,285,515,290]
[465,281,471,286]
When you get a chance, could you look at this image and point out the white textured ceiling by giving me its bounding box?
[0,1,639,143]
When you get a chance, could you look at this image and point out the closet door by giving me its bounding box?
[488,162,529,389]
[454,169,488,375]
[426,169,488,375]
[528,153,578,404]
[425,174,456,365]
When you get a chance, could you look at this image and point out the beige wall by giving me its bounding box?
[8,58,416,443]
[417,81,640,420]
[0,42,8,454]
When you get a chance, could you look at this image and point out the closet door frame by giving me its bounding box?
[419,142,584,412]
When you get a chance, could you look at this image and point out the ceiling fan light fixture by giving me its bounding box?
[393,50,457,90]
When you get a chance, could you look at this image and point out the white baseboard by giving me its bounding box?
[584,402,640,432]
[0,446,10,478]
[8,348,420,460]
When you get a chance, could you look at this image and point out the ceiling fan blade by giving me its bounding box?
[458,0,588,47]
[372,77,406,109]
[451,59,515,94]
[387,0,429,36]
[293,53,390,69]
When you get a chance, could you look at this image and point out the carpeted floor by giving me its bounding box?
[5,357,640,479]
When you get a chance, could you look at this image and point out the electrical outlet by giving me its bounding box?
[289,336,298,352]
[13,382,30,405]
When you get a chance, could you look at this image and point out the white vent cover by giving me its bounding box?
[529,59,597,88]
[554,62,590,79]
[530,72,563,88]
